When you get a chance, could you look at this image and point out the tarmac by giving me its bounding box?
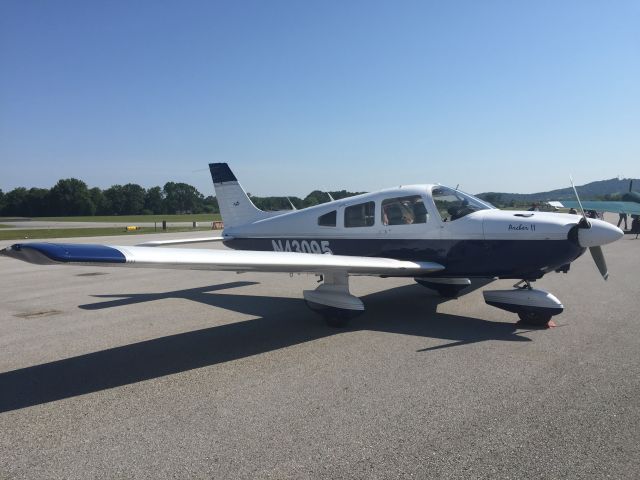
[0,229,638,479]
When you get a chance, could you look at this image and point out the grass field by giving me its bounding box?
[0,213,221,223]
[0,226,212,241]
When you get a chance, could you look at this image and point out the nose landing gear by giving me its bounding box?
[483,280,564,326]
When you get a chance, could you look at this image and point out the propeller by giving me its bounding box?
[569,176,590,227]
[589,246,609,280]
[570,176,611,280]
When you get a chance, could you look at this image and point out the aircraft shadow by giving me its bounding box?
[0,280,529,413]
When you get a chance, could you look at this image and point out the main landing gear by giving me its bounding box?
[414,277,472,298]
[304,274,564,328]
[483,280,564,326]
[303,273,364,328]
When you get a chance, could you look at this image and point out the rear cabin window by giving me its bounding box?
[318,210,337,227]
[381,195,428,225]
[344,201,375,227]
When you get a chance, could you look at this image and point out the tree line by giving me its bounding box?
[0,178,362,217]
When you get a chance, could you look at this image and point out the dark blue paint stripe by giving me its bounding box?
[224,237,585,280]
[209,163,237,183]
[11,243,126,263]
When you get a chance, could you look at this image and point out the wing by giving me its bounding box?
[1,242,444,277]
[550,200,640,215]
[135,236,228,247]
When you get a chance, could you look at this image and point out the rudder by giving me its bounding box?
[209,163,269,228]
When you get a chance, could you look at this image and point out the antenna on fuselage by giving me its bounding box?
[286,197,297,210]
[327,192,335,202]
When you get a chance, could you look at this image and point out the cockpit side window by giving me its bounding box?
[344,201,375,227]
[318,210,337,227]
[381,195,428,225]
[431,186,491,222]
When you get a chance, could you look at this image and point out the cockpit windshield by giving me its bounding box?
[431,186,494,222]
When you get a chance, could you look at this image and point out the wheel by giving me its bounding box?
[517,311,552,326]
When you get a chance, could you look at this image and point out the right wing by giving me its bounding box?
[1,242,445,277]
[548,200,640,215]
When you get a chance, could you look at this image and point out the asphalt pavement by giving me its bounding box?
[0,230,638,479]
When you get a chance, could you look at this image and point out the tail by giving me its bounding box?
[209,163,270,228]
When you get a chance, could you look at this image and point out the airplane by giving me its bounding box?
[548,180,640,216]
[1,164,624,328]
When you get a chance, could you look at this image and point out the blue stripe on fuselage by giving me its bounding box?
[224,238,585,279]
[10,243,126,263]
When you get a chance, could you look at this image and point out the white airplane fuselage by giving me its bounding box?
[220,184,620,280]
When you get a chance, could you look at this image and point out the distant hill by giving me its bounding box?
[477,178,639,205]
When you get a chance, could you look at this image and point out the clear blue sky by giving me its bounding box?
[1,0,638,197]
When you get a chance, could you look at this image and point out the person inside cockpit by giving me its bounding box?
[432,186,492,222]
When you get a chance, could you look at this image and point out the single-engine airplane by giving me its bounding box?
[1,164,624,327]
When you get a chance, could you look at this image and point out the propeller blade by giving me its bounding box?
[569,175,590,226]
[589,246,609,280]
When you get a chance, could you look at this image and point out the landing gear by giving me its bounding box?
[304,302,355,327]
[517,310,553,326]
[414,278,471,298]
[303,273,364,328]
[483,280,564,326]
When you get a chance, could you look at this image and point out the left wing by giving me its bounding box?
[135,236,228,247]
[1,242,444,276]
[548,200,640,215]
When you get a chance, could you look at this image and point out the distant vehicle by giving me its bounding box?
[2,164,623,327]
[548,180,640,215]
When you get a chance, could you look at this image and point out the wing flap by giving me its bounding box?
[135,236,228,247]
[1,242,445,276]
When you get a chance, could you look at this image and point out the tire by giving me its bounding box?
[517,311,552,326]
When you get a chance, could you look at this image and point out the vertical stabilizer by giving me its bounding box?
[209,163,269,228]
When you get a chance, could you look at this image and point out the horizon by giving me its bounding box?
[1,1,638,197]
[1,173,637,199]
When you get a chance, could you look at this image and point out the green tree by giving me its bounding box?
[478,192,503,207]
[89,187,109,215]
[103,185,126,215]
[48,178,95,216]
[303,190,327,207]
[24,188,50,216]
[3,187,29,216]
[144,186,164,214]
[163,182,204,213]
[121,183,146,214]
[203,195,219,214]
